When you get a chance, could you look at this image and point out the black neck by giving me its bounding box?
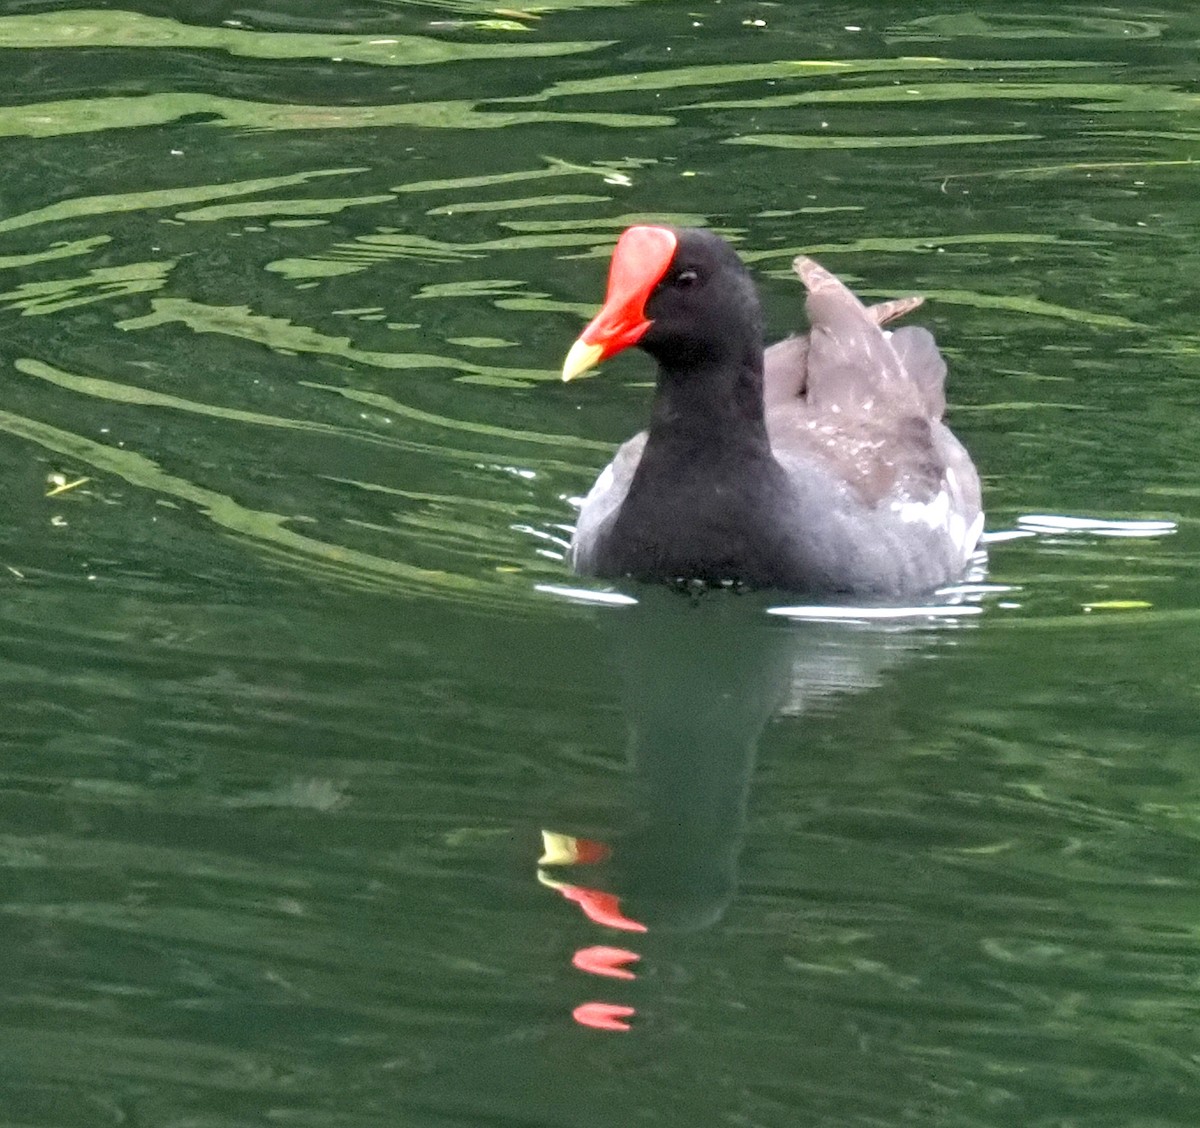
[648,352,771,456]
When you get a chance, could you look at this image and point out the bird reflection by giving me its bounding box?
[538,585,963,1030]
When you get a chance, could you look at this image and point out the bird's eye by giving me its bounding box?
[674,269,699,289]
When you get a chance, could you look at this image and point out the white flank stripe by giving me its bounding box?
[893,490,952,531]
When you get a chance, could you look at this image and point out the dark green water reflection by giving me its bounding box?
[2,1,1200,1124]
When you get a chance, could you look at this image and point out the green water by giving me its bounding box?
[3,2,1200,1124]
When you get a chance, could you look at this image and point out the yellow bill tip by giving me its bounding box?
[561,339,604,383]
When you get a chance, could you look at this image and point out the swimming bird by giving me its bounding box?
[561,225,983,595]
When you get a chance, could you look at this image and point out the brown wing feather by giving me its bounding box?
[762,275,926,406]
[762,258,958,508]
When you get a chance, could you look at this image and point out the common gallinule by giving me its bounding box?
[561,225,983,596]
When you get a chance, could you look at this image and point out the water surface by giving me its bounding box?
[3,2,1200,1124]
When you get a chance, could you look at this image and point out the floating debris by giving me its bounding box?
[1083,600,1153,612]
[45,473,90,497]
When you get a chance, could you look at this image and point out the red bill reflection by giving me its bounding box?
[539,830,645,1033]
